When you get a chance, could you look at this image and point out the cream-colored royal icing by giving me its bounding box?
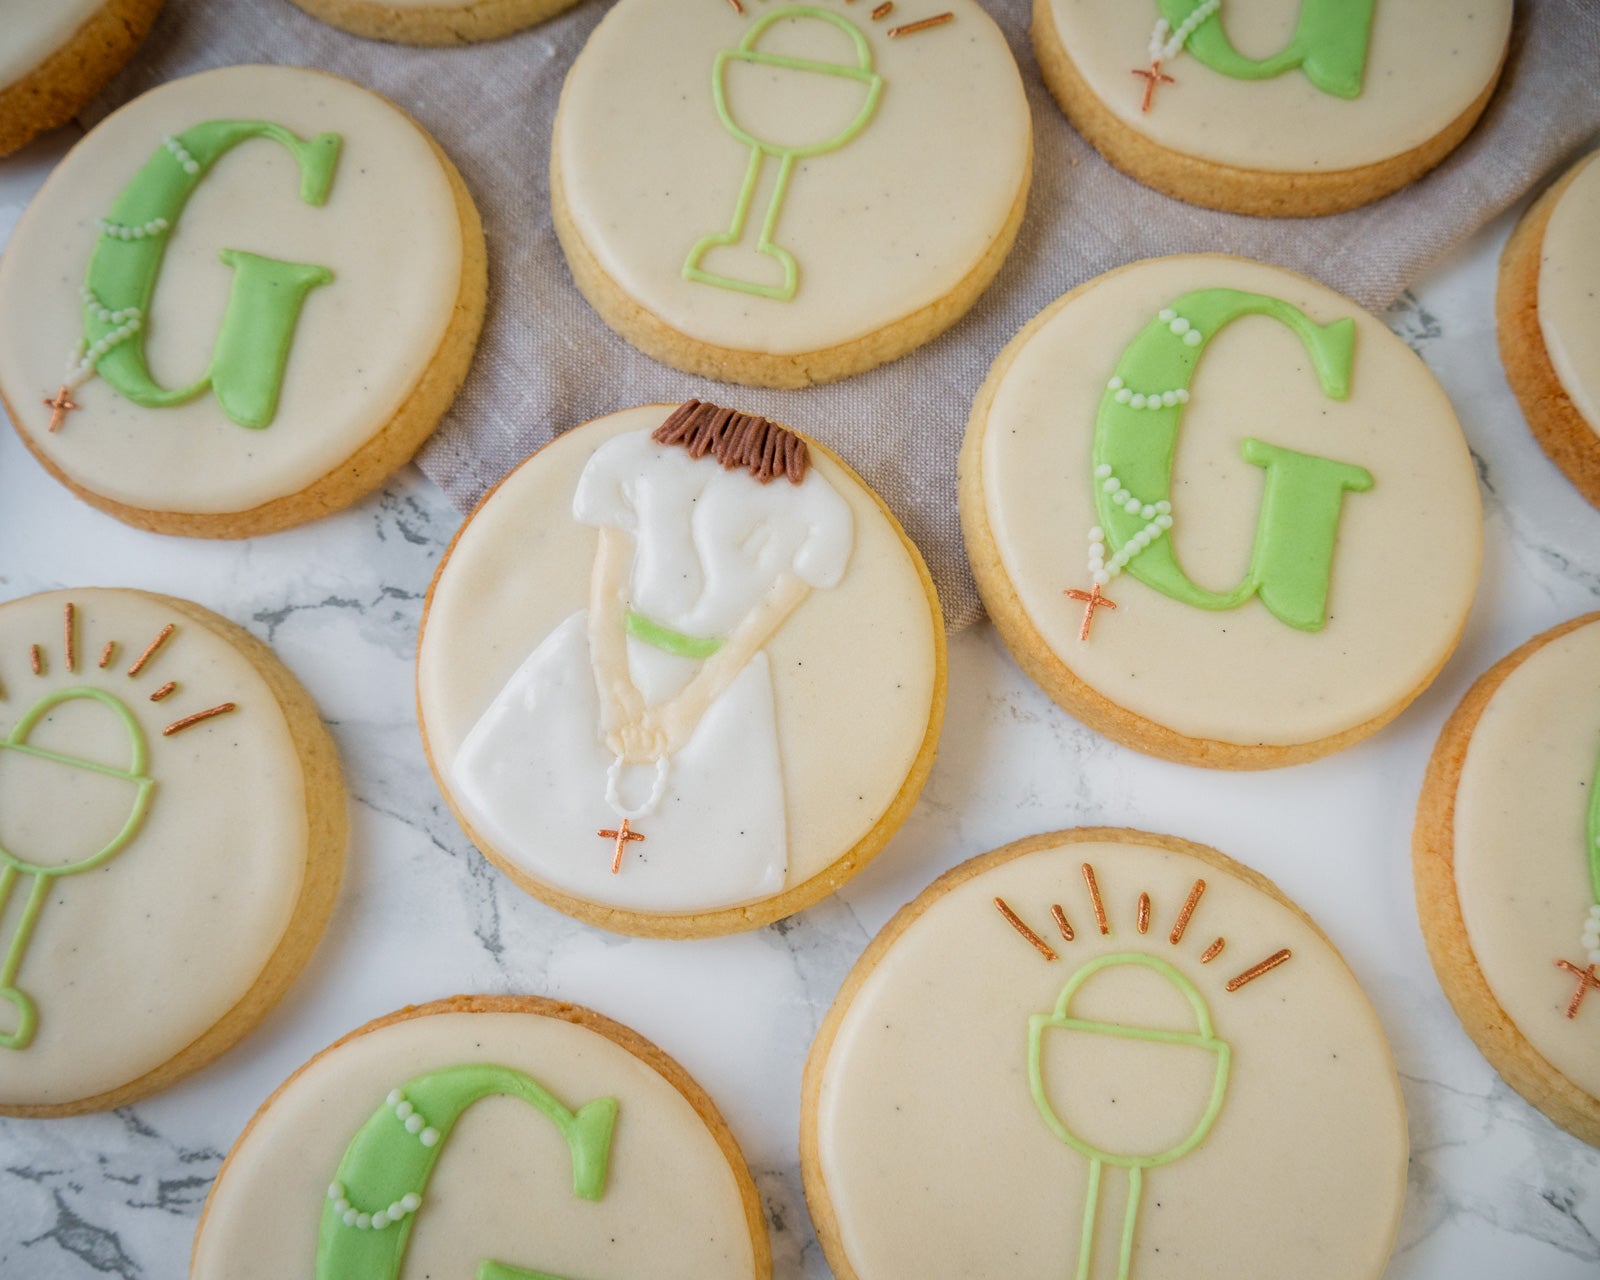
[0,589,310,1107]
[554,0,1029,355]
[0,65,463,516]
[0,0,105,91]
[191,1008,760,1280]
[418,404,938,916]
[1537,151,1600,437]
[1453,619,1600,1101]
[977,255,1481,747]
[1047,0,1510,174]
[812,835,1407,1279]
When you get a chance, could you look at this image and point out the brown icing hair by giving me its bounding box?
[651,400,808,485]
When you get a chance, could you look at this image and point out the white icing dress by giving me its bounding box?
[451,429,854,912]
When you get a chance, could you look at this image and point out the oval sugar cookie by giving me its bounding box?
[1033,0,1511,216]
[1498,150,1600,510]
[287,0,583,44]
[191,995,770,1280]
[959,253,1481,768]
[803,827,1408,1280]
[417,401,945,936]
[0,64,487,537]
[552,0,1031,387]
[0,587,345,1116]
[1414,613,1600,1148]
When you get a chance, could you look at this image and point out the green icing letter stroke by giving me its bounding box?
[684,7,883,301]
[318,1063,618,1280]
[1093,287,1374,632]
[83,121,341,428]
[1029,952,1230,1280]
[1156,0,1375,99]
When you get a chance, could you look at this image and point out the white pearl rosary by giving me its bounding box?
[1581,902,1600,967]
[1148,0,1222,66]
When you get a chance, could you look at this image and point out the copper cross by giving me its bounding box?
[1555,959,1600,1019]
[43,385,78,433]
[1132,61,1175,113]
[1063,582,1117,641]
[599,817,645,875]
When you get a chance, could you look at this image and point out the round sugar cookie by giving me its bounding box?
[0,588,345,1117]
[1498,150,1600,510]
[1414,614,1600,1148]
[0,0,165,157]
[0,64,487,538]
[1032,0,1511,216]
[286,0,582,45]
[417,400,946,937]
[959,254,1481,768]
[552,0,1031,387]
[803,827,1408,1280]
[191,995,771,1280]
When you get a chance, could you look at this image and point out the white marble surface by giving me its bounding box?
[1,119,1598,1279]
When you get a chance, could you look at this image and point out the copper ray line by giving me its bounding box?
[63,603,76,673]
[29,644,42,676]
[98,640,117,669]
[162,702,236,736]
[149,681,177,702]
[1200,937,1225,964]
[1050,903,1074,943]
[1225,949,1292,992]
[1136,892,1151,934]
[127,623,175,677]
[1169,878,1206,945]
[994,897,1057,962]
[888,12,952,36]
[1082,863,1109,935]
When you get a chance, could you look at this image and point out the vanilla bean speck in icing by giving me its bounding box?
[1046,0,1510,173]
[0,589,333,1110]
[804,831,1407,1280]
[191,1005,765,1280]
[0,65,464,517]
[554,0,1029,356]
[418,404,941,931]
[1538,152,1600,435]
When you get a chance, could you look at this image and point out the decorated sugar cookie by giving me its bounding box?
[1032,0,1512,216]
[1498,150,1600,509]
[803,828,1408,1280]
[192,995,770,1280]
[959,254,1481,768]
[286,0,583,44]
[0,64,487,538]
[418,401,944,936]
[0,588,345,1117]
[552,0,1031,387]
[1415,614,1600,1147]
[0,0,165,157]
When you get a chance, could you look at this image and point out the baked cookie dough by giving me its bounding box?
[1414,613,1600,1148]
[1497,150,1600,509]
[553,0,1031,387]
[803,827,1408,1280]
[0,64,487,538]
[192,995,770,1280]
[0,0,164,157]
[417,401,945,937]
[1033,0,1512,216]
[0,588,345,1117]
[960,254,1481,768]
[286,0,583,45]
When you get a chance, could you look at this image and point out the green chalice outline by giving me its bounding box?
[1028,952,1230,1280]
[0,687,156,1050]
[682,6,884,302]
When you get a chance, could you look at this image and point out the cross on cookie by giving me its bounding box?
[599,818,646,875]
[1063,582,1118,641]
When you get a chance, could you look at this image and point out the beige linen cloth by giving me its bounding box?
[84,0,1600,627]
